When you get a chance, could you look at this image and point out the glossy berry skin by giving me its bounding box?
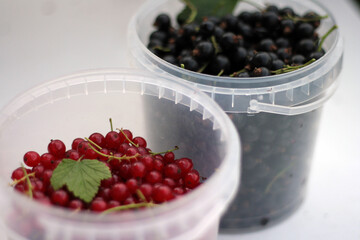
[131,162,146,178]
[251,52,272,69]
[23,151,41,167]
[180,56,199,72]
[152,184,174,203]
[133,137,147,148]
[176,158,193,176]
[119,129,133,144]
[208,55,231,75]
[105,131,121,150]
[48,140,66,159]
[154,14,171,31]
[184,170,200,189]
[11,167,25,180]
[51,190,69,206]
[193,41,215,61]
[146,171,163,184]
[251,67,271,77]
[71,138,84,150]
[199,21,215,37]
[164,164,182,180]
[91,199,107,212]
[68,199,84,210]
[110,183,130,202]
[89,133,105,148]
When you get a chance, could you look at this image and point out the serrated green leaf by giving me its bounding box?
[50,159,111,203]
[177,0,238,24]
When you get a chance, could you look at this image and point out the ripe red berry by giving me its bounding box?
[91,199,107,212]
[140,155,154,171]
[23,151,41,167]
[105,131,121,150]
[33,165,45,178]
[119,162,132,179]
[118,143,130,154]
[119,129,133,144]
[51,190,69,206]
[152,184,174,203]
[107,200,120,209]
[162,178,176,188]
[11,167,25,180]
[89,132,105,148]
[77,141,90,156]
[176,158,193,176]
[126,178,139,193]
[153,159,164,172]
[40,153,56,169]
[164,152,175,164]
[184,170,200,189]
[65,150,80,161]
[68,199,84,210]
[98,148,110,161]
[131,162,146,178]
[133,137,147,148]
[139,183,153,201]
[110,183,130,202]
[71,138,84,150]
[145,171,163,184]
[173,187,185,195]
[48,140,66,159]
[42,169,53,186]
[164,164,182,180]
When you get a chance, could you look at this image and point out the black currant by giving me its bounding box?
[180,56,199,72]
[199,20,215,37]
[250,52,272,69]
[154,14,171,31]
[291,54,306,65]
[271,59,285,70]
[259,38,277,52]
[251,67,271,77]
[193,41,215,61]
[208,55,231,75]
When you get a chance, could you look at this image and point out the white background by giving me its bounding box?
[0,0,359,239]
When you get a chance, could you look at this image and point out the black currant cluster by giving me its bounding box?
[147,5,329,78]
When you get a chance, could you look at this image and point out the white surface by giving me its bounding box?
[0,0,359,239]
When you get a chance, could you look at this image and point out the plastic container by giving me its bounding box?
[0,69,240,240]
[127,0,343,231]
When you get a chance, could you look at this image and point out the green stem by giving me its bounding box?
[149,146,179,156]
[152,46,171,52]
[101,202,157,215]
[197,62,209,73]
[180,63,185,69]
[265,162,295,194]
[9,172,35,186]
[21,164,33,199]
[109,118,113,132]
[217,69,224,76]
[230,68,247,77]
[84,137,102,150]
[116,128,139,147]
[271,58,315,75]
[210,36,220,55]
[86,143,138,162]
[136,189,147,202]
[182,0,198,24]
[317,25,338,52]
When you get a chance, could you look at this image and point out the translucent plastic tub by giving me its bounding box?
[127,0,343,231]
[0,69,240,239]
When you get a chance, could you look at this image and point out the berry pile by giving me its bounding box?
[10,125,201,213]
[147,4,336,77]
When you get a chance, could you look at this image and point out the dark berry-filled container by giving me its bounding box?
[127,0,343,231]
[0,69,240,239]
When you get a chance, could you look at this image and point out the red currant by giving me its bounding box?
[91,199,107,212]
[184,170,200,189]
[40,153,56,169]
[71,138,84,150]
[105,131,121,150]
[119,129,133,144]
[176,158,193,176]
[23,151,41,167]
[133,136,147,148]
[152,184,174,203]
[145,171,162,184]
[11,167,25,180]
[51,190,69,206]
[48,140,66,159]
[110,183,130,202]
[131,162,146,178]
[89,132,105,148]
[164,163,182,180]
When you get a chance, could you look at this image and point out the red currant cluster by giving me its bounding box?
[10,128,201,213]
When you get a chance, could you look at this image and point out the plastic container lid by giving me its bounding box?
[127,0,343,115]
[0,69,240,240]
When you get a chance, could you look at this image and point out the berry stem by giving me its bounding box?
[84,137,102,150]
[9,172,35,186]
[180,63,185,69]
[317,24,338,52]
[230,68,247,77]
[197,62,209,73]
[271,58,316,74]
[116,128,139,147]
[136,189,147,202]
[86,142,139,161]
[217,69,224,76]
[101,202,157,215]
[210,36,220,55]
[149,146,179,156]
[284,13,328,22]
[152,46,171,52]
[109,118,113,132]
[181,0,198,24]
[21,163,33,199]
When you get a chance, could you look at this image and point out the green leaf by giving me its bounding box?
[50,159,111,203]
[177,0,238,24]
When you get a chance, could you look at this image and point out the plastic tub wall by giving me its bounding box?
[0,69,240,239]
[128,0,343,231]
